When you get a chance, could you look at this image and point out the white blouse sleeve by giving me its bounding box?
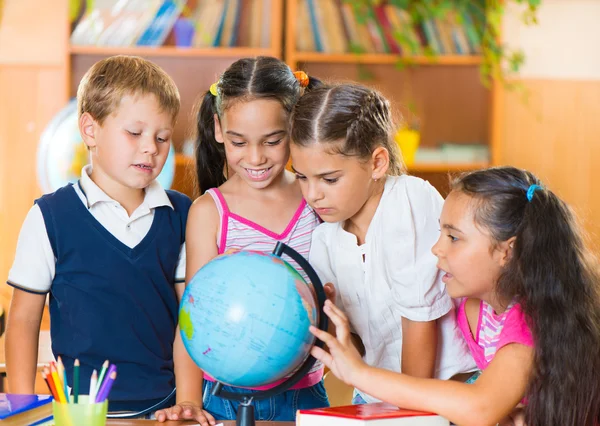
[7,204,55,294]
[174,242,186,284]
[385,178,453,321]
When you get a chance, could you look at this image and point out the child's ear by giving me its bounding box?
[497,236,517,266]
[79,112,98,150]
[214,114,224,144]
[371,146,390,180]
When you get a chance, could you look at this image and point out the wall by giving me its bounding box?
[500,0,600,251]
[0,0,68,320]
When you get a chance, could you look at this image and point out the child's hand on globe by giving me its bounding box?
[324,282,336,303]
[310,300,369,387]
[155,401,216,425]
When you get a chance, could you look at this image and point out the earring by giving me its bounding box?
[372,174,378,182]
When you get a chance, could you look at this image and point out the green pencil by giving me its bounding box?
[95,360,109,394]
[73,359,79,404]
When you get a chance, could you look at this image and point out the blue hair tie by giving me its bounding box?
[526,184,542,202]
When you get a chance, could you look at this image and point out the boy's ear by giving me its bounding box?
[371,146,390,180]
[214,114,224,144]
[497,236,517,267]
[79,112,98,149]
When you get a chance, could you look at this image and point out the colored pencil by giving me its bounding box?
[42,369,58,400]
[73,359,80,404]
[57,357,69,403]
[95,360,109,394]
[95,369,117,403]
[88,369,97,404]
[50,363,67,403]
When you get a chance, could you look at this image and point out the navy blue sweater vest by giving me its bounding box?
[36,184,191,412]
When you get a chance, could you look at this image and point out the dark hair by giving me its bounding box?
[195,56,321,194]
[289,83,404,175]
[453,166,600,426]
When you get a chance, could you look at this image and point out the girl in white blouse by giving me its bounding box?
[289,83,476,403]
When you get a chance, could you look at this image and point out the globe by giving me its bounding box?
[179,246,324,389]
[37,99,176,194]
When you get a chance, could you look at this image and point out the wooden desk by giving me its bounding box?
[106,421,292,425]
[0,330,54,391]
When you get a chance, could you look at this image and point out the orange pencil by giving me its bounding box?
[50,363,67,403]
[42,368,58,400]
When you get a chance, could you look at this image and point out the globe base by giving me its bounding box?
[236,402,255,426]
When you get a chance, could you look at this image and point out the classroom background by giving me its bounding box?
[0,0,599,401]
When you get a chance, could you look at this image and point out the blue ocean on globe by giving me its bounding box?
[179,250,318,388]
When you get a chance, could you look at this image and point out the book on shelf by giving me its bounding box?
[70,0,273,48]
[296,402,450,426]
[0,393,53,425]
[296,0,481,56]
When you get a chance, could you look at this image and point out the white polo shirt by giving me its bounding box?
[309,175,476,402]
[8,165,186,293]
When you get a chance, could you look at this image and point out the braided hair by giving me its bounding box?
[289,83,404,175]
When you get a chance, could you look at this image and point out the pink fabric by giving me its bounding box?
[457,299,534,371]
[204,188,323,390]
[203,369,324,391]
[209,188,309,255]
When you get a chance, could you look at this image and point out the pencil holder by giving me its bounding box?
[52,395,108,426]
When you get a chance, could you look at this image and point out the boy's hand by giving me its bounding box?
[155,402,216,425]
[310,300,368,386]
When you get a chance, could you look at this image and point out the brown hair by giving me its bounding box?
[77,55,180,125]
[290,83,404,175]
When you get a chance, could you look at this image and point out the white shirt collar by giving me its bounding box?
[79,165,173,210]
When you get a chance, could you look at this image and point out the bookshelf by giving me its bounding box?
[67,0,285,198]
[285,0,498,194]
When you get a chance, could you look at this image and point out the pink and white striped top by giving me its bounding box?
[204,188,324,390]
[457,298,534,371]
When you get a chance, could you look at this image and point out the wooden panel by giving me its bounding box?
[298,63,490,149]
[0,66,67,314]
[0,0,69,65]
[499,79,600,252]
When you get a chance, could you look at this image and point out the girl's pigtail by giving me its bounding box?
[195,90,226,195]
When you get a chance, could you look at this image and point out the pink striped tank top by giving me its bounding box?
[457,298,534,371]
[204,188,324,390]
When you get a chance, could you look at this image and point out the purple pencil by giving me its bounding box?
[95,364,117,403]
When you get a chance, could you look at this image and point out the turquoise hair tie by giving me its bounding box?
[526,184,542,202]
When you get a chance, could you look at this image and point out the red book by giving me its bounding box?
[297,402,449,425]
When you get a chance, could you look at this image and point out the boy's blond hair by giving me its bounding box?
[77,55,180,124]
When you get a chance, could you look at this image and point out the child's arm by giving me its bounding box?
[312,300,534,426]
[5,288,46,393]
[156,196,219,425]
[401,318,437,377]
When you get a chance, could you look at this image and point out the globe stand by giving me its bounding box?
[210,242,329,426]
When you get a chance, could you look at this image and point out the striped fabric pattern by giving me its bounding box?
[478,301,516,364]
[207,188,319,283]
[206,188,324,383]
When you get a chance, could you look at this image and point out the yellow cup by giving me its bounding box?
[52,395,108,426]
[394,128,421,166]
